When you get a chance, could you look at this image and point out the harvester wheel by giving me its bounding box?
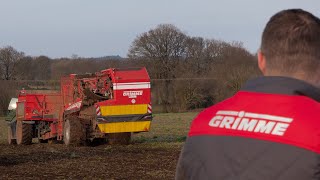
[108,132,131,145]
[16,120,32,145]
[63,117,85,146]
[7,126,16,145]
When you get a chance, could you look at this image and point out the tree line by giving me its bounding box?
[0,24,260,115]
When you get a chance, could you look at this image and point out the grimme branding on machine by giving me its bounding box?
[123,90,143,98]
[208,110,293,136]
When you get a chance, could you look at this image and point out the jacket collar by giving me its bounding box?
[241,76,320,102]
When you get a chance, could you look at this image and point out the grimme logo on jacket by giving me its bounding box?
[208,110,293,136]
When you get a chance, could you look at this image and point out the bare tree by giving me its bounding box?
[128,24,188,78]
[33,56,51,80]
[183,37,208,75]
[0,46,24,80]
[16,56,34,80]
[128,24,188,112]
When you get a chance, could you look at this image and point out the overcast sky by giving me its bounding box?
[0,0,319,58]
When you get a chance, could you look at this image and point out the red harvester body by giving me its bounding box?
[8,67,152,145]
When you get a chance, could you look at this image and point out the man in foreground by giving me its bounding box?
[176,9,320,180]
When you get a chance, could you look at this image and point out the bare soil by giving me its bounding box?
[0,112,197,179]
[0,142,182,179]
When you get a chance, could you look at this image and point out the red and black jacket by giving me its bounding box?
[176,76,320,180]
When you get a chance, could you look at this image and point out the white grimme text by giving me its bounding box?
[208,110,293,136]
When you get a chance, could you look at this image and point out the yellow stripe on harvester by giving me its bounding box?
[100,104,148,116]
[98,121,151,133]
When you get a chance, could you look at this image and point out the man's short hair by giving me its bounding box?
[261,9,320,78]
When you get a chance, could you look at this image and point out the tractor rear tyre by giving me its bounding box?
[108,132,131,145]
[7,126,16,145]
[16,120,32,145]
[63,116,85,146]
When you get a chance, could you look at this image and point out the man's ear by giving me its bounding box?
[258,50,267,75]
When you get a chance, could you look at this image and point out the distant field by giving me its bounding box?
[132,112,197,143]
[0,112,198,144]
[0,112,197,144]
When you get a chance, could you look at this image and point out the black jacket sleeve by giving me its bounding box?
[176,140,209,180]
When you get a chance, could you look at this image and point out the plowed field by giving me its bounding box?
[0,143,182,179]
[0,112,196,179]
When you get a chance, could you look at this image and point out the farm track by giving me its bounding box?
[0,142,183,179]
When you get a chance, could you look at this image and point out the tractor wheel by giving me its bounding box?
[63,116,85,146]
[16,120,32,145]
[7,126,16,145]
[108,132,131,145]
